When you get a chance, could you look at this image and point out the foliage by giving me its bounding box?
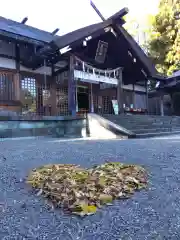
[27,162,148,217]
[124,16,140,38]
[147,0,180,76]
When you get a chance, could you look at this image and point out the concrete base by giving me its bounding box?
[0,117,87,139]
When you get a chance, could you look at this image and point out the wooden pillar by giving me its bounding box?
[145,81,149,114]
[50,64,57,115]
[132,83,135,108]
[68,55,76,116]
[160,95,164,116]
[36,83,43,115]
[90,83,94,113]
[117,68,124,114]
[169,92,174,115]
[14,44,20,102]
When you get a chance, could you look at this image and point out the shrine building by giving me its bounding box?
[0,8,166,117]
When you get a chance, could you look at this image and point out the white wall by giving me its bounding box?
[0,57,52,75]
[0,57,15,69]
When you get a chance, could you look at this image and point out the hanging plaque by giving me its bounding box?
[95,40,108,64]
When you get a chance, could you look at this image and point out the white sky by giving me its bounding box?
[0,0,159,35]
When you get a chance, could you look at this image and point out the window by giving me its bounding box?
[21,77,36,112]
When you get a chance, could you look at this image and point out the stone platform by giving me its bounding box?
[0,116,87,138]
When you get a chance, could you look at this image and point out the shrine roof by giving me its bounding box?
[51,8,165,82]
[0,16,58,45]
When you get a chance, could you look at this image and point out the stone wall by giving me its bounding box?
[0,117,87,138]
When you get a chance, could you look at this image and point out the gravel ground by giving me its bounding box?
[0,136,180,240]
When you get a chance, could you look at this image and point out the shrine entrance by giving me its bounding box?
[77,86,89,113]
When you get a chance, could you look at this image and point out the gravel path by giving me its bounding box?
[0,136,180,240]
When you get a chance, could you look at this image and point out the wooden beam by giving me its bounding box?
[53,65,69,77]
[90,1,106,21]
[51,28,59,35]
[21,17,28,24]
[51,63,55,76]
[15,44,20,72]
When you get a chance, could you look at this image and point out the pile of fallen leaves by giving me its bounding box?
[27,162,147,216]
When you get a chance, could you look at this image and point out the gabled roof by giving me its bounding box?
[52,20,112,50]
[0,16,56,43]
[52,8,127,49]
[51,8,165,82]
[115,25,165,81]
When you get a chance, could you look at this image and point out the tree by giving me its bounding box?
[124,17,140,39]
[147,0,180,76]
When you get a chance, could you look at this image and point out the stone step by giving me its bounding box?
[101,114,180,138]
[136,130,180,139]
[109,120,180,127]
[121,123,180,128]
[116,123,178,128]
[132,128,174,134]
[105,117,180,123]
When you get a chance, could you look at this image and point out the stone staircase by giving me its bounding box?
[102,114,180,138]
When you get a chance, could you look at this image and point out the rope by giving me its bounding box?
[74,55,122,79]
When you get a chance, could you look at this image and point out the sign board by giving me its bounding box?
[95,40,108,64]
[112,100,119,115]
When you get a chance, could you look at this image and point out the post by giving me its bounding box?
[132,83,135,108]
[90,83,94,113]
[145,81,149,114]
[43,59,47,115]
[160,95,164,116]
[117,68,124,114]
[68,55,76,116]
[75,79,78,113]
[14,44,20,102]
[50,64,57,115]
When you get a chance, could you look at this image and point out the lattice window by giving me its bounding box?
[56,71,68,85]
[56,87,69,115]
[102,96,110,114]
[93,94,98,113]
[0,73,15,101]
[21,77,37,112]
[102,96,115,114]
[42,86,51,106]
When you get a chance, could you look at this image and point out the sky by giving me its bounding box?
[0,0,160,35]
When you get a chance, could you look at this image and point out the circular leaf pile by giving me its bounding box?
[27,162,147,216]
